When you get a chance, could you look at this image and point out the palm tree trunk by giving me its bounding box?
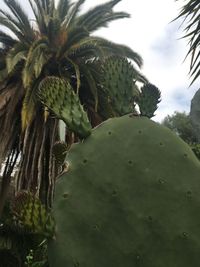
[0,150,19,217]
[16,111,59,207]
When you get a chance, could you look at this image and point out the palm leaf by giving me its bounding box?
[3,0,35,42]
[28,0,47,33]
[22,38,50,87]
[81,11,130,33]
[67,36,143,67]
[29,0,48,33]
[0,30,17,47]
[0,16,24,41]
[57,26,89,58]
[21,82,39,130]
[62,0,86,29]
[175,0,200,84]
[80,63,99,111]
[66,57,81,92]
[76,0,128,32]
[6,43,27,74]
[56,0,72,22]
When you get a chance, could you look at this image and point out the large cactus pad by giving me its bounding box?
[49,115,200,267]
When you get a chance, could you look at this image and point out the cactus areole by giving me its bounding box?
[48,114,200,267]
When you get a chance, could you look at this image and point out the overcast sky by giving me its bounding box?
[1,0,199,121]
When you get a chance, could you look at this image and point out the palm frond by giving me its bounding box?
[0,16,24,41]
[175,0,200,84]
[76,0,129,32]
[3,0,35,42]
[65,57,81,92]
[57,26,89,57]
[29,0,48,33]
[0,30,17,47]
[22,37,50,87]
[67,36,143,67]
[79,11,129,33]
[62,0,86,28]
[79,63,99,111]
[0,8,23,33]
[66,43,105,59]
[56,0,72,22]
[6,43,27,74]
[21,83,38,130]
[47,17,61,44]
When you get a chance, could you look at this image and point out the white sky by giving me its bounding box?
[1,0,199,121]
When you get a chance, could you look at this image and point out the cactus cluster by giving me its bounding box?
[101,57,161,118]
[48,114,200,267]
[11,191,55,238]
[38,76,92,138]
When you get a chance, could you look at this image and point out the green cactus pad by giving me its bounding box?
[12,191,55,238]
[102,57,145,115]
[48,115,200,267]
[38,76,92,138]
[137,83,161,118]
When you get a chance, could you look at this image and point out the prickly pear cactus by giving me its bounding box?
[48,114,200,267]
[102,57,147,115]
[136,83,161,118]
[38,76,92,138]
[12,191,55,238]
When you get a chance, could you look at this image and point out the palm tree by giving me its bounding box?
[0,0,145,213]
[175,0,200,85]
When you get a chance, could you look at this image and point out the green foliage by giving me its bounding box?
[24,242,49,267]
[49,114,200,267]
[190,143,200,160]
[38,76,92,138]
[0,202,49,267]
[0,191,54,266]
[162,111,198,144]
[190,88,200,142]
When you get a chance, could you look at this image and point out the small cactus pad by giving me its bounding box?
[11,191,55,238]
[137,83,161,118]
[48,115,200,267]
[102,57,144,115]
[38,76,92,138]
